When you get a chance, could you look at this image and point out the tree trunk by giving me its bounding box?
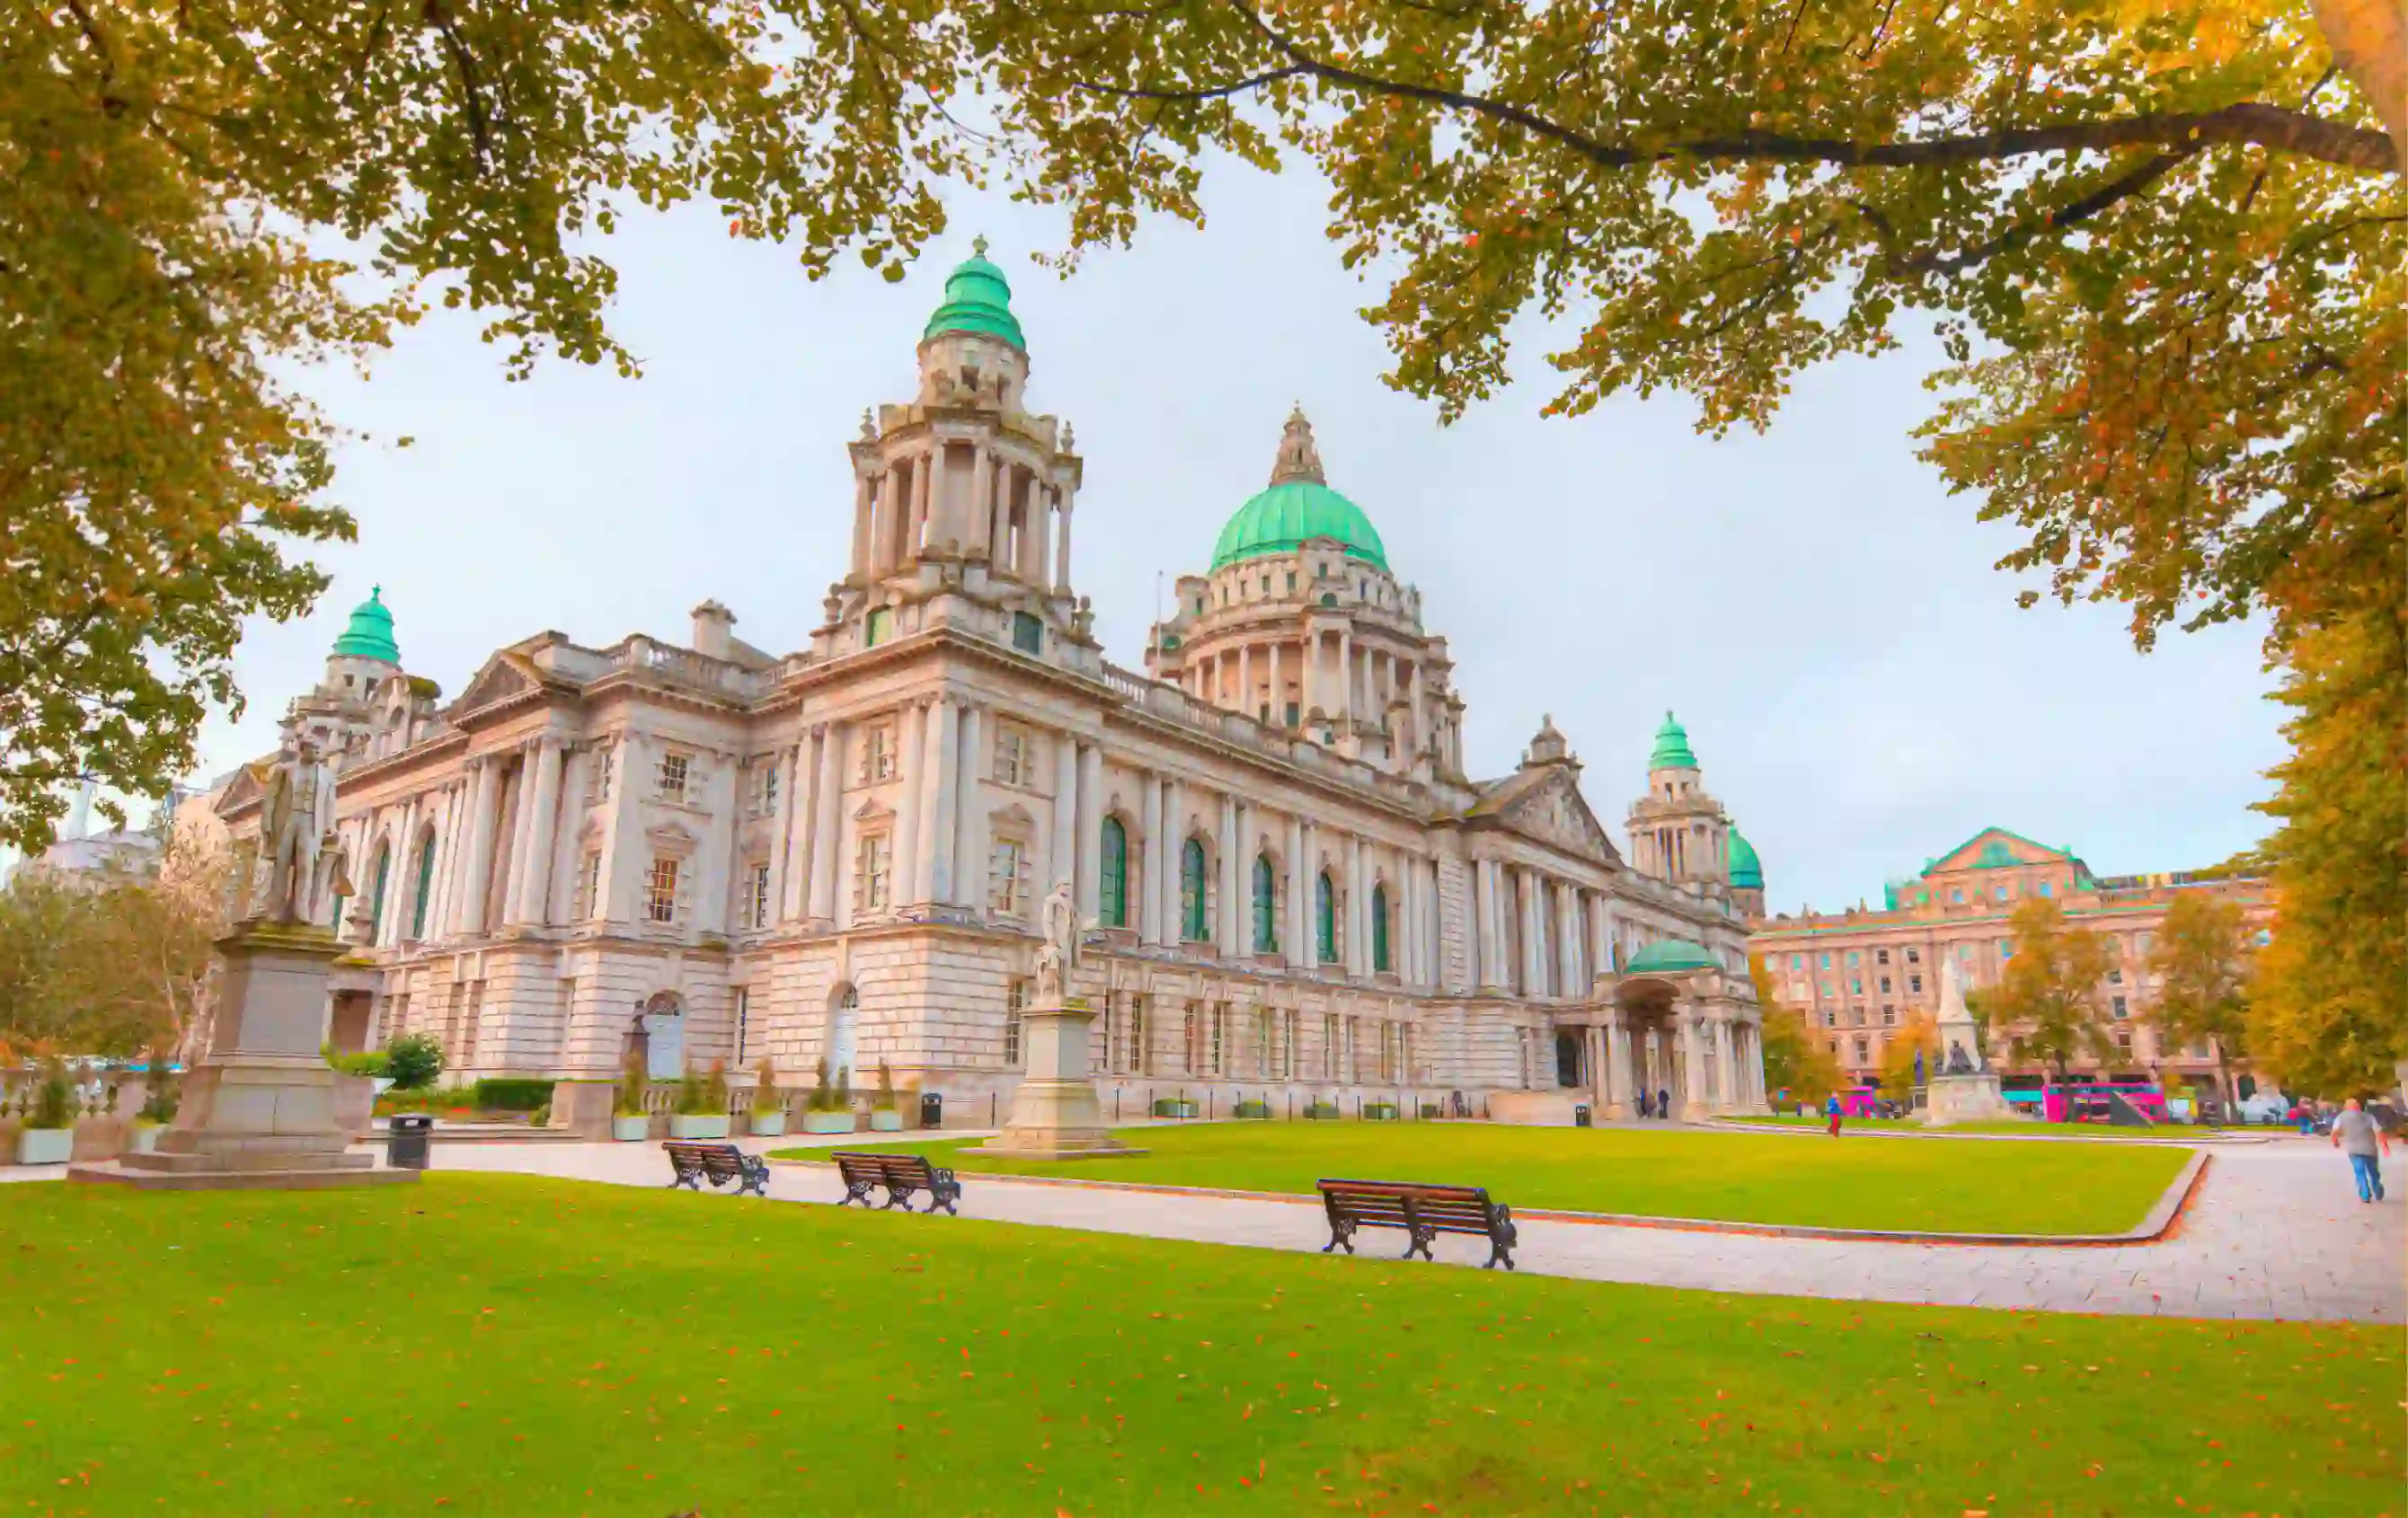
[2311,0,2408,169]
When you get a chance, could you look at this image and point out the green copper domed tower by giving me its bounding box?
[922,236,1025,349]
[1648,710,1697,772]
[1211,407,1387,570]
[331,586,401,666]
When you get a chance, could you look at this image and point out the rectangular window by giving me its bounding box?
[1789,954,1802,969]
[747,862,772,930]
[856,834,891,912]
[1012,611,1044,654]
[1846,951,1859,966]
[1881,1005,1896,1026]
[2111,995,2129,1019]
[1905,947,1920,964]
[1875,949,1890,966]
[1819,953,1831,969]
[1878,976,1892,993]
[594,745,615,805]
[1909,974,1924,993]
[732,987,750,1066]
[861,724,897,782]
[1129,994,1148,1076]
[1952,888,1964,903]
[1005,978,1027,1066]
[988,838,1030,916]
[1281,1010,1299,1081]
[1253,1008,1271,1078]
[657,751,690,801]
[2107,968,2123,985]
[2039,880,2052,896]
[1324,1013,1340,1080]
[1208,1004,1226,1075]
[579,851,603,919]
[1822,1010,1836,1028]
[753,761,780,817]
[2001,940,2014,960]
[1850,978,1862,995]
[993,724,1031,787]
[645,857,679,923]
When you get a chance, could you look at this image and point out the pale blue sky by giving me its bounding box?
[193,163,2284,914]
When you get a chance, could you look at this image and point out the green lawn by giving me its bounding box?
[4,1177,2395,1518]
[775,1121,2191,1235]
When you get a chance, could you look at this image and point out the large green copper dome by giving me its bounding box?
[1649,710,1697,770]
[331,586,400,665]
[1728,829,1763,890]
[1627,939,1717,975]
[1211,408,1388,571]
[922,237,1024,349]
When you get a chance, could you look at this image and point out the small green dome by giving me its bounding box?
[1649,710,1697,770]
[331,586,400,665]
[1728,829,1763,890]
[1211,407,1387,571]
[921,237,1024,349]
[1627,939,1718,975]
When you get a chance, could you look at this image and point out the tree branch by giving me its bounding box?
[1898,150,2194,276]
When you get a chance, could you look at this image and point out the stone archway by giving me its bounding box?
[1610,975,1691,1119]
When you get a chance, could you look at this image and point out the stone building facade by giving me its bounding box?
[1746,827,2271,1089]
[209,245,1769,1127]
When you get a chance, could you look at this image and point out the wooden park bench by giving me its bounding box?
[663,1141,771,1197]
[832,1151,963,1214]
[1316,1178,1518,1270]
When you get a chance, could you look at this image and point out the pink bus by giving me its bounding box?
[2041,1081,2171,1123]
[1837,1084,1887,1118]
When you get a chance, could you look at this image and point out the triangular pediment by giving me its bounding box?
[448,651,541,718]
[1926,826,2069,876]
[1477,766,1623,866]
[213,762,270,817]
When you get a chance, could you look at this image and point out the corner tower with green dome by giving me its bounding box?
[1625,709,1743,905]
[323,585,403,694]
[830,239,1096,675]
[1145,407,1465,781]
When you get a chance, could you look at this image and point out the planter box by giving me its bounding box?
[801,1111,855,1134]
[1303,1105,1341,1120]
[748,1112,788,1137]
[668,1114,730,1140]
[15,1127,74,1166]
[1363,1103,1399,1120]
[612,1115,651,1142]
[1152,1099,1199,1119]
[869,1109,904,1132]
[129,1124,164,1155]
[1233,1101,1271,1119]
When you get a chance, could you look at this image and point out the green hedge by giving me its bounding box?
[472,1078,555,1112]
[1152,1099,1198,1118]
[1363,1101,1399,1120]
[1233,1100,1271,1119]
[1303,1103,1341,1120]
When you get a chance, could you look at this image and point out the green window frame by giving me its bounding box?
[368,843,391,940]
[1315,871,1336,960]
[1100,816,1129,929]
[409,830,437,939]
[1252,854,1279,954]
[1370,882,1390,972]
[865,606,893,647]
[1012,611,1043,654]
[1181,839,1208,941]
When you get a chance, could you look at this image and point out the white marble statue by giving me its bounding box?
[1935,957,1987,1074]
[1033,878,1079,1005]
[256,735,341,925]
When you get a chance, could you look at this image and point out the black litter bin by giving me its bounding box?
[1573,1104,1592,1128]
[388,1114,434,1170]
[919,1092,943,1130]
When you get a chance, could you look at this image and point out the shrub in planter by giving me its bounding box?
[748,1057,785,1136]
[668,1059,732,1139]
[1303,1101,1341,1120]
[1151,1098,1199,1119]
[324,1047,392,1078]
[130,1054,179,1152]
[1417,1102,1444,1120]
[868,1061,904,1131]
[801,1057,854,1134]
[612,1052,651,1142]
[16,1058,76,1165]
[384,1034,444,1091]
[1363,1101,1399,1120]
[1233,1099,1271,1119]
[473,1077,554,1113]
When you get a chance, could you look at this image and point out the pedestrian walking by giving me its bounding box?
[1637,1089,1652,1120]
[2294,1100,2315,1137]
[2330,1099,2391,1204]
[1657,1087,1670,1122]
[1825,1091,1844,1137]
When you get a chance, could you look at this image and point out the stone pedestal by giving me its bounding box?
[69,922,415,1191]
[1924,1072,2012,1125]
[973,1001,1145,1161]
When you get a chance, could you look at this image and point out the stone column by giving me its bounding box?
[1300,630,1317,717]
[924,695,959,906]
[1237,642,1253,717]
[1517,869,1543,998]
[1397,858,1417,986]
[1054,490,1075,595]
[1555,885,1580,1001]
[1158,778,1184,943]
[1138,772,1164,945]
[493,746,536,926]
[955,703,986,910]
[1075,741,1103,922]
[1341,834,1362,976]
[808,723,845,922]
[851,472,876,578]
[767,739,800,922]
[1031,484,1053,588]
[454,757,500,936]
[1719,1014,1740,1112]
[516,737,565,925]
[1269,642,1286,723]
[1048,729,1079,899]
[1474,860,1501,990]
[1336,630,1353,720]
[1217,792,1241,955]
[1288,817,1310,969]
[891,700,926,906]
[968,447,994,560]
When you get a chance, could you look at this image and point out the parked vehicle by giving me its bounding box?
[2235,1092,2292,1125]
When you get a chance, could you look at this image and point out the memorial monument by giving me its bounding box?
[71,736,415,1189]
[1922,957,2011,1125]
[972,882,1143,1160]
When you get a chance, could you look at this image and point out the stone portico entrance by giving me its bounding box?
[1554,966,1769,1121]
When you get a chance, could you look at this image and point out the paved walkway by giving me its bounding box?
[11,1131,2397,1323]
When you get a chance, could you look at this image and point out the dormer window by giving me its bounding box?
[657,751,690,801]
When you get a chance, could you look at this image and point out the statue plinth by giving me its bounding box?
[1924,1069,2012,1125]
[69,922,416,1190]
[1921,958,2012,1126]
[972,998,1145,1161]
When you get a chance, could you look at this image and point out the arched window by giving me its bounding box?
[1370,882,1391,973]
[1252,854,1279,954]
[1100,816,1129,929]
[1180,838,1208,941]
[1315,871,1336,960]
[367,842,391,940]
[409,828,438,940]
